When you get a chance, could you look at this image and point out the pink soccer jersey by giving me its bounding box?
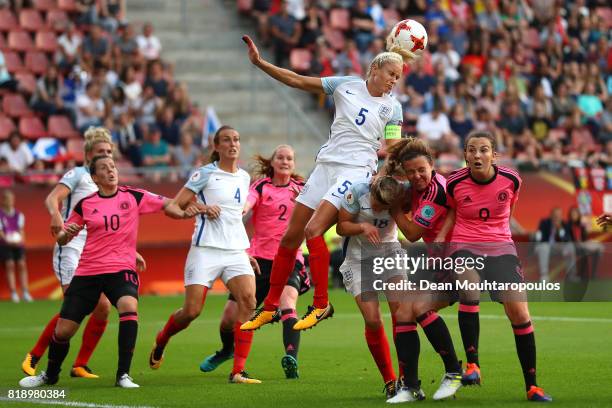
[446,165,521,245]
[247,177,304,264]
[410,171,449,243]
[66,186,166,276]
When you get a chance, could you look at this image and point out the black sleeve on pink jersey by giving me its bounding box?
[498,169,521,192]
[254,179,271,197]
[429,178,449,208]
[73,199,85,217]
[446,173,470,198]
[126,188,144,205]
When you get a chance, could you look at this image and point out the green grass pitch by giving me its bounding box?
[1,290,611,407]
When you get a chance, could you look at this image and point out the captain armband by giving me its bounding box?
[384,125,402,140]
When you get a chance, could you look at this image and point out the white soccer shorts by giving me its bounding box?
[184,246,255,288]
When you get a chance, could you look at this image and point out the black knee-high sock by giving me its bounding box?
[281,308,300,358]
[117,312,138,380]
[512,321,537,390]
[394,322,419,388]
[417,311,461,373]
[47,333,70,380]
[220,326,234,355]
[458,301,480,366]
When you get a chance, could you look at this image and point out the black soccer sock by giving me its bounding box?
[219,326,234,355]
[394,322,419,389]
[458,301,480,366]
[47,333,70,380]
[281,309,300,359]
[117,312,138,380]
[417,311,461,373]
[512,321,537,390]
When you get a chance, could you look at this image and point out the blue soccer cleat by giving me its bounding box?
[461,362,481,385]
[200,351,233,372]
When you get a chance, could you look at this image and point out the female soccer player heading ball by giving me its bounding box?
[240,35,410,331]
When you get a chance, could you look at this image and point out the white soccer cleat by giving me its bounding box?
[432,372,462,400]
[116,373,140,388]
[11,291,20,303]
[22,291,33,302]
[386,386,425,403]
[19,372,52,388]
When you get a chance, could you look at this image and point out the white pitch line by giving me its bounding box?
[1,313,610,334]
[0,397,156,408]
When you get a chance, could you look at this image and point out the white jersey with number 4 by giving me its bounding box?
[57,166,97,251]
[317,76,403,169]
[185,162,251,250]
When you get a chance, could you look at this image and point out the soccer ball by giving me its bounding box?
[386,19,428,60]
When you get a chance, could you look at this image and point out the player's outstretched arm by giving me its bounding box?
[45,184,71,237]
[434,207,455,242]
[242,35,324,94]
[57,223,83,246]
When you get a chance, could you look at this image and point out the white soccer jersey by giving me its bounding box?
[341,180,404,261]
[57,166,97,251]
[317,76,403,169]
[185,162,251,250]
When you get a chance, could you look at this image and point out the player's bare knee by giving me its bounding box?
[304,222,324,240]
[504,303,530,325]
[364,318,384,330]
[236,292,256,311]
[93,296,112,318]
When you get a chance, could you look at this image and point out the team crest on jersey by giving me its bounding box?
[497,191,508,202]
[190,171,201,182]
[346,192,355,205]
[378,104,392,119]
[421,204,435,220]
[119,201,130,210]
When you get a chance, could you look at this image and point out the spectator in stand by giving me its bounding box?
[431,40,460,82]
[477,0,505,40]
[350,0,376,53]
[136,84,161,127]
[180,103,205,144]
[566,207,603,280]
[82,24,111,66]
[599,97,612,143]
[405,58,435,96]
[57,22,82,70]
[416,98,457,152]
[534,207,577,282]
[137,22,162,61]
[158,105,181,146]
[120,65,142,110]
[172,132,202,179]
[141,125,171,182]
[30,66,68,117]
[99,0,126,33]
[577,81,604,119]
[114,23,141,68]
[300,4,323,49]
[269,0,302,67]
[477,81,501,119]
[480,60,506,97]
[336,40,363,76]
[0,50,19,92]
[449,103,474,144]
[114,112,142,167]
[76,0,97,26]
[166,83,191,121]
[251,0,272,45]
[0,190,30,303]
[444,20,469,58]
[76,82,105,132]
[0,132,34,174]
[145,60,169,98]
[552,82,576,126]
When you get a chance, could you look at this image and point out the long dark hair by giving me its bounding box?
[252,145,303,181]
[464,130,497,151]
[383,137,434,176]
[209,125,236,163]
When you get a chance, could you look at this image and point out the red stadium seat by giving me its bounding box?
[0,116,16,140]
[329,8,350,31]
[46,9,69,30]
[2,51,24,74]
[14,71,37,94]
[33,0,58,11]
[19,116,47,139]
[382,8,400,29]
[25,51,49,75]
[2,93,32,118]
[290,48,312,72]
[8,30,34,52]
[66,138,84,162]
[48,115,79,140]
[237,0,253,14]
[323,27,346,51]
[595,8,612,28]
[19,9,45,32]
[35,30,58,53]
[58,0,78,12]
[0,9,18,32]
